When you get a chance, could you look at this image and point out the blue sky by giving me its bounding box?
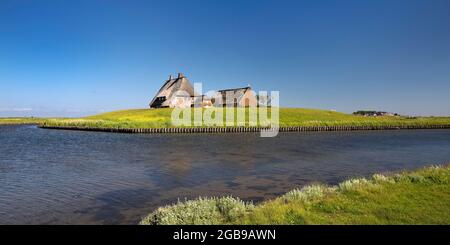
[1,0,449,117]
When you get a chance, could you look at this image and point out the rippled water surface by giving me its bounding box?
[1,125,450,224]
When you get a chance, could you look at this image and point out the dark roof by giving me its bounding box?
[217,86,251,92]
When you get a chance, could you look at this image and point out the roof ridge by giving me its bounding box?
[217,86,251,92]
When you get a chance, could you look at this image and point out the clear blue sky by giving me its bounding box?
[1,0,449,117]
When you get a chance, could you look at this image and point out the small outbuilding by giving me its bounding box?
[213,87,258,107]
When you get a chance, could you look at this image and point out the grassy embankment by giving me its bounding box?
[38,108,450,128]
[140,165,450,225]
[0,117,51,125]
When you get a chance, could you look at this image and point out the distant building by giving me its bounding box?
[353,110,399,117]
[149,73,258,108]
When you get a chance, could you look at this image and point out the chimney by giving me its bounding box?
[178,73,184,78]
[168,75,173,80]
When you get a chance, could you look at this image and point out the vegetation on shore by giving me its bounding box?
[140,165,450,225]
[35,108,450,129]
[0,117,51,125]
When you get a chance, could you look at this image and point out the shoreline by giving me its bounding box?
[38,124,450,134]
[140,164,450,225]
[0,123,42,127]
[3,108,450,132]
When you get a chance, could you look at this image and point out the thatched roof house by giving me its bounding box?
[149,73,195,108]
[149,73,258,108]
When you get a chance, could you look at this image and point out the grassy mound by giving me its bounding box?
[39,108,450,129]
[140,165,450,225]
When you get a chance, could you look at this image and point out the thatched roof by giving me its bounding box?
[149,73,195,108]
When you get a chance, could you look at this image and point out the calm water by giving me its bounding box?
[1,125,450,224]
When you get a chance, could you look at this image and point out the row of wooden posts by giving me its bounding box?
[39,124,450,134]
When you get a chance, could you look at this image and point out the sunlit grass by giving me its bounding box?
[140,164,450,225]
[0,117,51,125]
[35,108,450,129]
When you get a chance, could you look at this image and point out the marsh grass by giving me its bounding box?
[140,165,450,225]
[0,117,52,125]
[139,196,254,225]
[38,108,450,129]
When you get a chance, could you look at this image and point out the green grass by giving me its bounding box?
[0,117,51,125]
[35,108,450,129]
[140,165,450,225]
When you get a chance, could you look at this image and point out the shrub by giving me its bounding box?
[393,173,409,183]
[216,196,254,222]
[139,196,253,225]
[372,174,395,183]
[407,174,426,183]
[338,177,370,191]
[281,185,334,202]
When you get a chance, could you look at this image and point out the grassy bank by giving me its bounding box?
[140,165,450,225]
[0,117,50,125]
[40,108,450,129]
